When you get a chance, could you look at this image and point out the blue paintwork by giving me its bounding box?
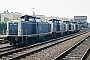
[37,22,49,34]
[9,22,18,35]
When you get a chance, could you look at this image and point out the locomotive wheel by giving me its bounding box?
[30,37,36,43]
[44,36,48,40]
[10,41,13,45]
[10,41,15,46]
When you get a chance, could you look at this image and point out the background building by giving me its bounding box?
[0,10,22,21]
[74,16,88,28]
[35,15,45,22]
[45,16,70,22]
[74,16,87,23]
[58,17,70,22]
[45,16,59,22]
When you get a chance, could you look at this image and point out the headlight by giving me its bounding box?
[15,37,18,41]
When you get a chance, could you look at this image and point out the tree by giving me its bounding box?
[0,17,10,34]
[70,19,75,22]
[4,17,10,23]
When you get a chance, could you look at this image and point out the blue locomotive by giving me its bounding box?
[6,15,81,45]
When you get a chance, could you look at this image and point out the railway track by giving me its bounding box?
[0,41,9,45]
[85,49,90,60]
[54,36,90,60]
[0,30,89,60]
[0,39,10,50]
[0,30,86,54]
[0,32,80,54]
[0,43,11,48]
[20,30,90,60]
[0,38,9,45]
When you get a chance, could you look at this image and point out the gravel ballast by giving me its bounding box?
[20,32,90,60]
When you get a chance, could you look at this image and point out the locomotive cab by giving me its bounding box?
[7,15,41,45]
[71,22,80,32]
[63,21,70,34]
[63,21,74,34]
[49,19,61,38]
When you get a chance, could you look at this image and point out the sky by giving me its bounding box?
[0,0,90,22]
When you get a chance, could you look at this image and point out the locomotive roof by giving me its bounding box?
[49,19,60,21]
[71,21,77,23]
[63,21,70,22]
[20,15,40,19]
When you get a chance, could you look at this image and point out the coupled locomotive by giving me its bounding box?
[6,15,81,45]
